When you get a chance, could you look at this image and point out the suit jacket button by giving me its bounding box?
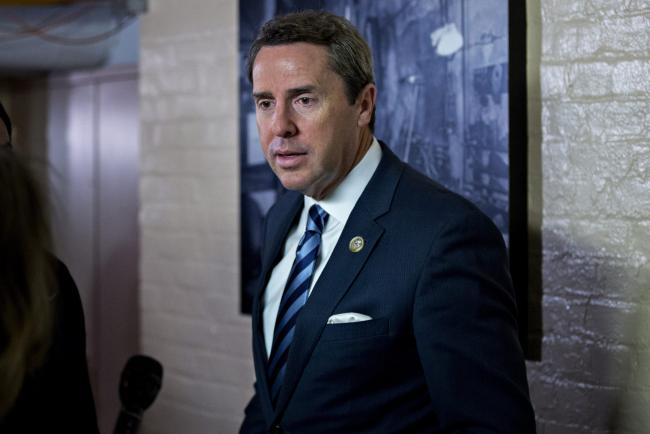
[270,425,282,434]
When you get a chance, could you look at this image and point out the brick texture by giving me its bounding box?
[139,1,253,433]
[527,0,650,432]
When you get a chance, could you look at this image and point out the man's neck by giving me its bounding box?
[351,127,373,168]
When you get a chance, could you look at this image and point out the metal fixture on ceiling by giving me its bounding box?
[0,0,147,71]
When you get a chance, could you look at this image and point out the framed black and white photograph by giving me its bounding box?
[239,0,528,353]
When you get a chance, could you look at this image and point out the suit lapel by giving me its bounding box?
[272,143,404,419]
[251,190,303,424]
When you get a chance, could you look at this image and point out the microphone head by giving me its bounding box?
[119,355,163,413]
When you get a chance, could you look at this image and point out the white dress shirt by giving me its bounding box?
[262,138,382,356]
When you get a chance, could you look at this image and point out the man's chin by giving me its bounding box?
[277,176,309,194]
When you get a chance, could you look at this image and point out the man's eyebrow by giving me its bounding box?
[252,91,273,100]
[286,86,317,98]
[252,86,317,100]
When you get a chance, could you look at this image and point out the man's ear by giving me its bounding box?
[357,83,376,128]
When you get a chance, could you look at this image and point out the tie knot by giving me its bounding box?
[306,204,328,234]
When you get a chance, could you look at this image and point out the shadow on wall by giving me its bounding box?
[612,267,650,432]
[526,224,650,434]
[526,220,542,361]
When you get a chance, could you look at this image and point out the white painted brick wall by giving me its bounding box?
[139,1,253,433]
[527,0,650,432]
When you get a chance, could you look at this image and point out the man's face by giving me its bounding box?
[252,43,372,199]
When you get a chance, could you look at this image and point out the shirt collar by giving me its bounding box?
[304,137,382,225]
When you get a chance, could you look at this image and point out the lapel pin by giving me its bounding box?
[349,236,364,253]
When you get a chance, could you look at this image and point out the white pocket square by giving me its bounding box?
[327,312,372,324]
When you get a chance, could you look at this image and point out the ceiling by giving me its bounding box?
[0,0,144,71]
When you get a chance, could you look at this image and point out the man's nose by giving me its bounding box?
[271,103,297,138]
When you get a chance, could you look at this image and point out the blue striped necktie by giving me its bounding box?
[267,204,329,406]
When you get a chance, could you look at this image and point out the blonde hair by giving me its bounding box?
[0,148,54,417]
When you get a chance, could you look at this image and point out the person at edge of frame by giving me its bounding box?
[0,101,99,434]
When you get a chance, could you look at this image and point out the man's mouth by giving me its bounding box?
[273,150,308,168]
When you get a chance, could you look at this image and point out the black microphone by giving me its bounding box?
[113,355,163,434]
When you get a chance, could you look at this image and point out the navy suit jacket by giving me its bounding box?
[241,144,535,433]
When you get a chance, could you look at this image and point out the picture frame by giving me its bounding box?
[239,0,531,357]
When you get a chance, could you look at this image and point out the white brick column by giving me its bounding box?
[527,0,650,432]
[139,1,254,432]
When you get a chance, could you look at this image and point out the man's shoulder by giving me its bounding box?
[375,141,487,222]
[394,163,490,225]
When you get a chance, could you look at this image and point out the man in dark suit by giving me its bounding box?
[240,10,535,433]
